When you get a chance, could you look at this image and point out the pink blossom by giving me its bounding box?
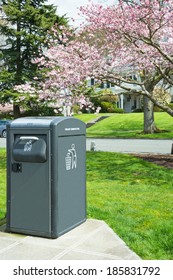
[15,0,173,113]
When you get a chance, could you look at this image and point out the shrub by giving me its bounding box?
[0,112,13,119]
[100,101,115,113]
[132,108,143,113]
[72,104,81,114]
[100,95,119,103]
[21,106,57,117]
[113,108,124,113]
[168,103,173,110]
[91,94,122,113]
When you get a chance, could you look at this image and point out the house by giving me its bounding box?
[88,77,142,113]
[88,68,173,113]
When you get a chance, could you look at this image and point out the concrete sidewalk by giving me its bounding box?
[0,219,140,260]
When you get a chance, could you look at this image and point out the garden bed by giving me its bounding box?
[133,153,173,169]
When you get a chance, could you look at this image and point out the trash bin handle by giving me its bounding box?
[19,136,39,140]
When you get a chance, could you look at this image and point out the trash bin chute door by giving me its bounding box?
[12,135,47,163]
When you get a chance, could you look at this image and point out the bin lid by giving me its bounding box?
[9,117,86,136]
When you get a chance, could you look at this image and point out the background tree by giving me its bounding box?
[0,0,67,118]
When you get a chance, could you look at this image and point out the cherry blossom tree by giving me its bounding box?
[77,0,173,133]
[16,0,173,132]
[15,26,101,115]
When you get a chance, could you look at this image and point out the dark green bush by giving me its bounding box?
[99,101,124,113]
[132,108,143,113]
[21,106,58,117]
[91,94,122,113]
[113,108,124,113]
[0,112,13,119]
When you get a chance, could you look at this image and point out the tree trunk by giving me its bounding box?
[143,96,158,134]
[13,104,21,119]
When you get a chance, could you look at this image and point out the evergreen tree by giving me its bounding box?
[0,0,68,117]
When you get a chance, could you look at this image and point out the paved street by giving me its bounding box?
[1,137,173,154]
[86,138,173,154]
[0,138,6,148]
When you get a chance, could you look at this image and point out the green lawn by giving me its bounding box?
[74,113,103,123]
[1,148,173,259]
[0,149,6,222]
[75,112,173,138]
[87,151,173,260]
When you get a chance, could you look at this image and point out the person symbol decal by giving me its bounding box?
[65,144,77,170]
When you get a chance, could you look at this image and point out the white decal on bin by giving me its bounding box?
[65,144,77,171]
[24,140,33,152]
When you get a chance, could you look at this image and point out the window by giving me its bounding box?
[91,78,95,86]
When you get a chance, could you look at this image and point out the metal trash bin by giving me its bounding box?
[6,117,86,238]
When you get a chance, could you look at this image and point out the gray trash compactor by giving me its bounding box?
[6,117,86,238]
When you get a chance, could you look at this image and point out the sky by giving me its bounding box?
[47,0,116,26]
